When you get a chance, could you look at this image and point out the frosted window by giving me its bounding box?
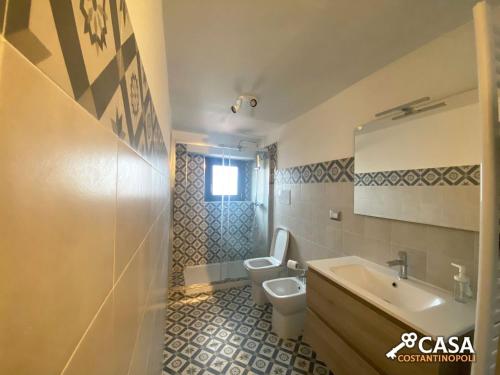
[212,165,238,196]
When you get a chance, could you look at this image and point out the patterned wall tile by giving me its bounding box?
[172,144,256,286]
[275,157,480,188]
[354,165,480,186]
[4,0,168,169]
[72,0,118,86]
[275,157,355,185]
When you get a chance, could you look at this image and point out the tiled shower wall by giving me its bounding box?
[172,144,256,286]
[1,2,170,375]
[274,156,480,293]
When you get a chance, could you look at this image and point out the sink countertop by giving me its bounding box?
[307,256,476,339]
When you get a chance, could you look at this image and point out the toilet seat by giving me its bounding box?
[244,227,290,304]
[243,256,280,271]
[243,227,289,272]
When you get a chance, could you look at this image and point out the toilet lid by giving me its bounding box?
[270,228,289,264]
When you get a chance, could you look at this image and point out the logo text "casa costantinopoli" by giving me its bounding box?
[386,333,475,363]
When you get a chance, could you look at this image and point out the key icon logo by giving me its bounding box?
[386,332,418,360]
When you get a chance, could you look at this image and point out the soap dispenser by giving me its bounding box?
[451,263,473,303]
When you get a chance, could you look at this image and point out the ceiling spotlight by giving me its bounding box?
[231,97,242,113]
[231,95,258,113]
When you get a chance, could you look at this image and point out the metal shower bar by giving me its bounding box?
[180,141,268,152]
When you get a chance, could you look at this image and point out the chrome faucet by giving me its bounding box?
[298,269,307,285]
[387,251,408,279]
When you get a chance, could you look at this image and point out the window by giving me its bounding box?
[205,157,245,201]
[212,165,238,196]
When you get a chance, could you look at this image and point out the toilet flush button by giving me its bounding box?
[329,210,341,221]
[278,189,291,205]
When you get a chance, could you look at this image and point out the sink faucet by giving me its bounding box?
[387,251,408,279]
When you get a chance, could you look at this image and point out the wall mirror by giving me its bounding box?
[353,90,480,231]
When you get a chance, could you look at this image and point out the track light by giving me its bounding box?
[231,97,242,113]
[231,95,258,113]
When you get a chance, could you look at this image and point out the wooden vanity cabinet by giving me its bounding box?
[303,269,471,375]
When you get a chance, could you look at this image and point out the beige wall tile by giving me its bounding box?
[128,304,155,375]
[341,208,365,235]
[113,248,143,375]
[300,182,324,202]
[294,200,312,221]
[273,180,479,294]
[363,216,391,242]
[62,293,115,375]
[290,184,301,204]
[0,9,170,375]
[426,251,474,292]
[311,199,329,222]
[150,239,169,308]
[361,238,391,265]
[325,182,345,208]
[425,225,476,261]
[390,220,428,251]
[342,232,364,257]
[151,169,166,222]
[146,308,166,375]
[340,182,355,208]
[320,224,343,252]
[0,41,116,375]
[115,143,153,281]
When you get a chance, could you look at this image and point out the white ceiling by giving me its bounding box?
[165,0,475,140]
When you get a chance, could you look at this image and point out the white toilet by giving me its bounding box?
[262,277,307,339]
[243,227,289,304]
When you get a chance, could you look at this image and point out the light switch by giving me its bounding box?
[329,209,341,221]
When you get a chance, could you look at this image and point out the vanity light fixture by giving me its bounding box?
[374,96,446,121]
[375,97,430,117]
[391,101,446,120]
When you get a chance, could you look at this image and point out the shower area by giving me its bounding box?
[171,142,271,290]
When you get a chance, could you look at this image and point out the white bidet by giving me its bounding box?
[262,277,306,339]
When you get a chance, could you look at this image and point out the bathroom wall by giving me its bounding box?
[264,22,477,167]
[274,163,479,292]
[0,1,170,375]
[172,144,256,286]
[265,22,479,293]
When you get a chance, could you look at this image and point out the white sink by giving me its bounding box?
[330,263,444,312]
[308,256,475,338]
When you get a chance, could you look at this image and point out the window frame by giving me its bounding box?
[204,157,246,202]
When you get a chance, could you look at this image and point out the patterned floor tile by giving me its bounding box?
[269,363,289,375]
[208,355,229,372]
[163,285,333,375]
[181,362,203,375]
[165,355,187,373]
[250,356,271,374]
